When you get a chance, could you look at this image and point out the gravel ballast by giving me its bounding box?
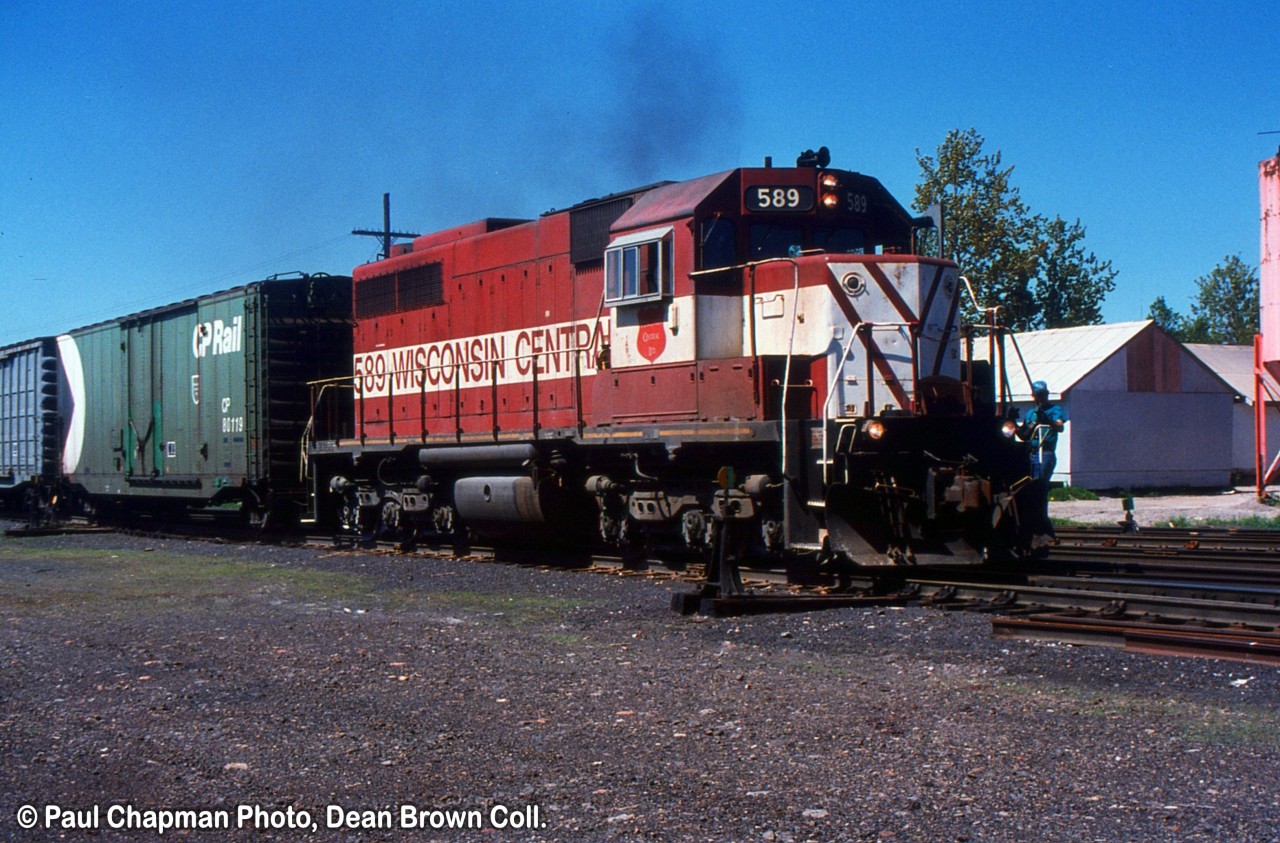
[1,530,1278,841]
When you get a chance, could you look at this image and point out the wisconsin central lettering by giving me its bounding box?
[354,318,611,397]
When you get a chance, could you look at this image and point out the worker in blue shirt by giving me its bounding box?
[1019,380,1068,549]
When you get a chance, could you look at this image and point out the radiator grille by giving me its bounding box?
[355,261,443,318]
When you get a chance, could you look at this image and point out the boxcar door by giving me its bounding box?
[155,311,197,480]
[195,294,250,489]
[124,321,158,478]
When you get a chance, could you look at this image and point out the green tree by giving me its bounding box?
[915,128,1118,331]
[1146,255,1258,344]
[1036,216,1117,328]
[1189,254,1259,344]
[915,128,1042,329]
[1147,295,1186,337]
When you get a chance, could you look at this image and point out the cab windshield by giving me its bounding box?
[749,224,803,260]
[748,223,867,260]
[813,226,865,254]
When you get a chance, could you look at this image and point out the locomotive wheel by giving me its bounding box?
[392,526,421,553]
[380,498,402,536]
[339,500,376,547]
[619,541,650,571]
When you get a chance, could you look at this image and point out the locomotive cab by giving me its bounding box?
[593,157,1032,569]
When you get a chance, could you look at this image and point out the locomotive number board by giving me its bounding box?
[744,185,815,212]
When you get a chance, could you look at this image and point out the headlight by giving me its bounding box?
[821,192,840,209]
[1000,420,1018,439]
[820,173,840,190]
[865,420,886,441]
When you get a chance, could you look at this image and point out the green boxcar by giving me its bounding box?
[60,273,351,519]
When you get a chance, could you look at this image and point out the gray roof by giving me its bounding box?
[979,320,1152,401]
[1184,343,1279,405]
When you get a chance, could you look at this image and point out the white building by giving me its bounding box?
[983,321,1238,490]
[1183,343,1280,482]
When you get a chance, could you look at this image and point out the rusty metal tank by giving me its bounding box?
[1259,153,1280,379]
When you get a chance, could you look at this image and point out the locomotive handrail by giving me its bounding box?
[693,255,811,412]
[1025,422,1054,482]
[1004,329,1037,398]
[956,275,1037,418]
[300,381,357,480]
[823,323,864,487]
[818,320,915,486]
[747,258,801,484]
[959,275,986,315]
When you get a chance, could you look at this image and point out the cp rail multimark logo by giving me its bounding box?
[192,316,243,358]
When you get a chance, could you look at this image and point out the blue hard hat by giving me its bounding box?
[1031,380,1049,394]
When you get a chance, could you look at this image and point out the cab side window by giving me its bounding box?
[699,218,736,270]
[605,231,673,305]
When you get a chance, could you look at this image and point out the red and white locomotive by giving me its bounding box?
[310,150,1033,576]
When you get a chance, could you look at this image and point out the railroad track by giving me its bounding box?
[682,530,1280,665]
[1055,524,1280,557]
[7,516,1280,665]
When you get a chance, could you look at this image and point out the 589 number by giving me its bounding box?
[745,185,814,212]
[754,187,804,209]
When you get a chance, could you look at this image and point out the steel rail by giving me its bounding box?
[992,615,1280,666]
[12,515,1280,665]
[1056,525,1280,552]
[906,576,1280,628]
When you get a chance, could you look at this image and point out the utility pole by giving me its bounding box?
[352,193,419,260]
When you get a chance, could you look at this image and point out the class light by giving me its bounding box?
[821,192,840,209]
[865,420,886,441]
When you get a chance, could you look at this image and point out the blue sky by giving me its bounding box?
[2,0,1276,346]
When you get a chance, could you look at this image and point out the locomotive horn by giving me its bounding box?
[796,146,831,168]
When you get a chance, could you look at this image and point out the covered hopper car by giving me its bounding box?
[308,151,1036,579]
[0,337,67,521]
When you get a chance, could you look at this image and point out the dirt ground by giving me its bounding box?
[1050,487,1280,527]
[1,527,1278,841]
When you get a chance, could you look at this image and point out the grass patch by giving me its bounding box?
[1181,709,1280,747]
[0,539,595,628]
[1048,486,1099,502]
[0,543,379,614]
[538,630,592,647]
[986,677,1280,748]
[421,590,589,626]
[1164,514,1280,530]
[800,661,854,677]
